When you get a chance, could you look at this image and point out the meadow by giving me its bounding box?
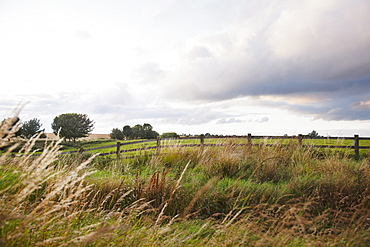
[1,118,370,246]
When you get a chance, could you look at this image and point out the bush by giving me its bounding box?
[110,127,124,140]
[161,132,180,138]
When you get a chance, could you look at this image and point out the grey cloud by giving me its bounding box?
[187,46,213,59]
[2,87,230,130]
[258,117,269,123]
[165,108,228,125]
[92,103,231,130]
[351,101,370,110]
[166,0,370,121]
[255,91,370,121]
[0,95,204,134]
[248,117,269,123]
[135,62,164,84]
[217,117,243,124]
[1,83,134,118]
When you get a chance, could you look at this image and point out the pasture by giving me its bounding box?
[1,131,370,246]
[55,134,370,159]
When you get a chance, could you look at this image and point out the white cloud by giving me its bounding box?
[187,46,213,60]
[217,117,244,124]
[258,117,269,123]
[74,30,92,40]
[1,0,370,136]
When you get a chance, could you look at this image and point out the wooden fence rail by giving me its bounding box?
[5,134,370,159]
[107,133,370,160]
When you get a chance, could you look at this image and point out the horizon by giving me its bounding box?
[1,0,370,137]
[48,133,368,138]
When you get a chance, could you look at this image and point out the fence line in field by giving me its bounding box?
[5,134,370,159]
[97,134,370,160]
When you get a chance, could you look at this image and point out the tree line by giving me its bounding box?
[2,113,94,142]
[110,124,159,140]
[3,112,324,142]
[3,117,46,139]
[2,113,164,142]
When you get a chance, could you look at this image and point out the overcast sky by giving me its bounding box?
[1,0,370,136]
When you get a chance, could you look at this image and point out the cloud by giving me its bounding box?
[217,117,244,124]
[351,101,370,110]
[153,106,228,125]
[258,117,269,123]
[187,46,213,59]
[248,117,270,123]
[74,31,92,40]
[135,62,164,84]
[165,0,370,121]
[2,0,370,136]
[0,86,234,133]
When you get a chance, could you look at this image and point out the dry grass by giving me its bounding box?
[1,112,370,246]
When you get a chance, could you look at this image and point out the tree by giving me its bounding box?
[142,123,158,139]
[307,130,320,138]
[129,123,159,139]
[51,113,94,142]
[150,130,159,139]
[110,123,159,140]
[161,132,179,138]
[131,124,144,139]
[19,118,45,139]
[110,128,124,140]
[121,125,132,140]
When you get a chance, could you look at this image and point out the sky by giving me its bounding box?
[1,0,370,136]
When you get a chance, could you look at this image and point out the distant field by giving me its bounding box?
[56,136,370,159]
[2,136,369,158]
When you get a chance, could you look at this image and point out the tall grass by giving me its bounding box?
[1,115,370,246]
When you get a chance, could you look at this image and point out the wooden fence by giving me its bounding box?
[6,134,370,159]
[90,133,370,160]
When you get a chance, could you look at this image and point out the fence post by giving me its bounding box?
[200,134,205,150]
[354,134,359,158]
[298,134,303,146]
[116,142,121,161]
[156,136,161,155]
[247,133,252,147]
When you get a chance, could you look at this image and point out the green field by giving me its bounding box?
[57,136,370,159]
[2,135,369,158]
[2,128,370,246]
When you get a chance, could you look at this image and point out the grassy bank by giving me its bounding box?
[1,117,370,246]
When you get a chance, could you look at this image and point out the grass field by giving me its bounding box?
[61,135,370,160]
[2,134,370,158]
[2,119,370,246]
